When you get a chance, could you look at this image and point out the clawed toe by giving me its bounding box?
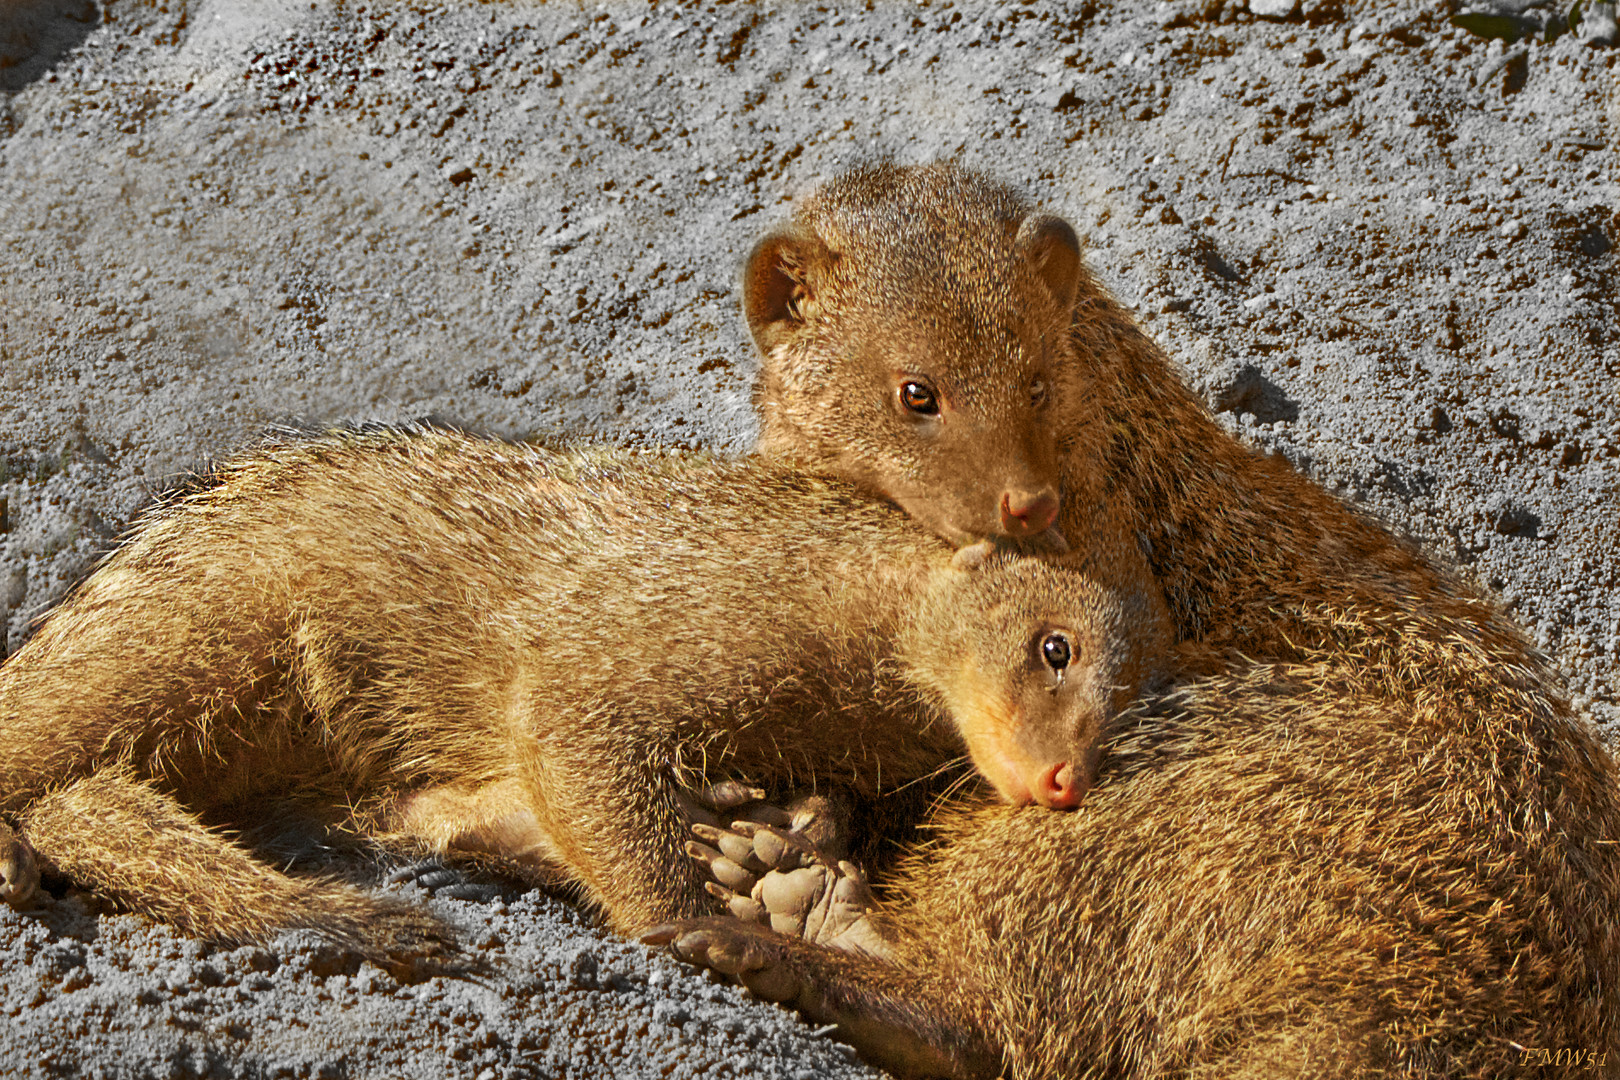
[684,839,759,893]
[692,823,767,870]
[384,860,501,903]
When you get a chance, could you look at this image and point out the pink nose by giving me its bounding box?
[1034,762,1088,810]
[1001,491,1059,537]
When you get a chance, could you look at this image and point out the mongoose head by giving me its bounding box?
[746,162,1083,548]
[906,552,1169,810]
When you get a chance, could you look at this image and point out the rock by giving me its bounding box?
[1483,493,1541,538]
[1580,1,1618,45]
[1451,1,1559,42]
[1249,0,1299,18]
[1207,362,1300,425]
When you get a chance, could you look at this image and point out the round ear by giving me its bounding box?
[742,231,818,357]
[1014,214,1082,313]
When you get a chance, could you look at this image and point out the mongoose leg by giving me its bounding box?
[382,778,570,886]
[20,768,466,976]
[0,819,39,909]
[522,720,861,930]
[644,918,998,1080]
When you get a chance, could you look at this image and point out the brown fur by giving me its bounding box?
[703,163,1620,1078]
[0,426,1167,966]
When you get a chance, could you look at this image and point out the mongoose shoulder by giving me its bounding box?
[0,426,1169,963]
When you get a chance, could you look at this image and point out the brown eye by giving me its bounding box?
[1030,377,1048,408]
[1041,632,1072,672]
[899,381,939,416]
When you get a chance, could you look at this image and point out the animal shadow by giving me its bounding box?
[0,0,99,96]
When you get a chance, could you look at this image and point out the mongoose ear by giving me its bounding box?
[743,232,819,356]
[1015,215,1082,313]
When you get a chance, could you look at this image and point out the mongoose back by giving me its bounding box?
[0,426,1169,965]
[682,163,1620,1076]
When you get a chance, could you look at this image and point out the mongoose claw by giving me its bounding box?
[0,824,40,910]
[691,822,769,871]
[704,880,768,923]
[694,780,769,812]
[673,780,770,830]
[384,860,502,903]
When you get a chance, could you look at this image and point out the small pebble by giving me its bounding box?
[1249,0,1298,18]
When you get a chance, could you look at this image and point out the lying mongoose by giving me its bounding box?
[0,425,1169,968]
[646,163,1620,1076]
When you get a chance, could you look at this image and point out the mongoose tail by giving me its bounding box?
[12,769,464,977]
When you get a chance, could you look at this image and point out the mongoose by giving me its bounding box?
[646,163,1620,1077]
[0,425,1170,967]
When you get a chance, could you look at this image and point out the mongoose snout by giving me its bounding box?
[999,489,1059,538]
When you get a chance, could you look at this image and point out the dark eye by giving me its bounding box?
[899,381,940,416]
[1041,632,1072,672]
[1030,377,1048,408]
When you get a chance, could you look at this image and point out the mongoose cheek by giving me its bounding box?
[953,705,1036,806]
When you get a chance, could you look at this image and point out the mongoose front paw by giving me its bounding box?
[674,779,769,830]
[687,820,887,958]
[0,824,40,910]
[642,918,806,1004]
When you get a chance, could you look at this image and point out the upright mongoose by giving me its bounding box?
[647,163,1620,1078]
[0,425,1169,968]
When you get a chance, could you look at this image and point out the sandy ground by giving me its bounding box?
[0,0,1615,1077]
